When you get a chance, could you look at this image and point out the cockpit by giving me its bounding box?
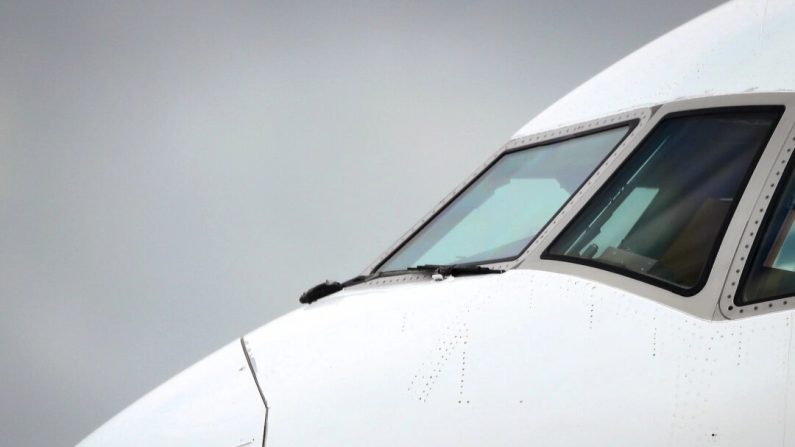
[367,93,795,320]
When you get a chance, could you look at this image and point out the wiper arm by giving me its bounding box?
[410,264,505,277]
[298,264,504,305]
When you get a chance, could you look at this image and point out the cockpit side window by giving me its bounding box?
[376,124,634,272]
[545,108,782,295]
[739,159,795,305]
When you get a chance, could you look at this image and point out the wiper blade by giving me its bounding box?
[298,274,371,304]
[299,270,410,304]
[298,280,344,304]
[410,264,505,277]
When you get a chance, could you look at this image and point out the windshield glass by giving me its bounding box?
[377,125,633,272]
[547,109,781,293]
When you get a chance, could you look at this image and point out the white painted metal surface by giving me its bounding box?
[76,1,795,446]
[515,0,795,137]
[245,270,794,446]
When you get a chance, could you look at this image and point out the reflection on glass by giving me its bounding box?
[378,125,631,271]
[547,110,781,291]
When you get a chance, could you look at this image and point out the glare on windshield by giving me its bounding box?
[377,124,633,272]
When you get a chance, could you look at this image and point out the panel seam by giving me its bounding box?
[240,337,269,447]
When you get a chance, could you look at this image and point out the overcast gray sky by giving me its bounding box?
[0,1,725,445]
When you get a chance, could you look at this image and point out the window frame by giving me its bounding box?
[365,110,650,275]
[541,106,785,297]
[731,129,795,313]
[490,93,795,320]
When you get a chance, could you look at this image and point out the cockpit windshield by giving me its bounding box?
[546,109,782,293]
[377,124,633,272]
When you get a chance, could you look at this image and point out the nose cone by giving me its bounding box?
[76,340,266,447]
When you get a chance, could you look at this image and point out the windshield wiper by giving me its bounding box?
[298,264,504,304]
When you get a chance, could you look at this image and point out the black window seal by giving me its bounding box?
[541,105,785,298]
[735,131,795,307]
[372,119,640,274]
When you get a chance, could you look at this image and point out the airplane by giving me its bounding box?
[77,1,795,446]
